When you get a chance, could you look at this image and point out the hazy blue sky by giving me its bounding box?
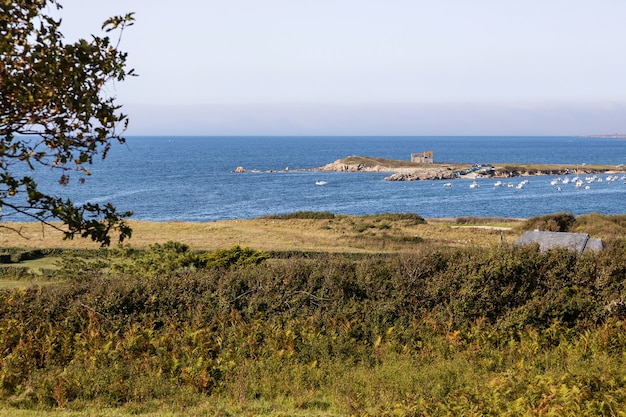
[57,1,626,135]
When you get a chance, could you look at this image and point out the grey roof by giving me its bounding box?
[514,230,604,253]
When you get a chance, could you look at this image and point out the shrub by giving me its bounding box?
[14,249,44,262]
[574,213,626,240]
[201,245,269,270]
[110,241,202,276]
[363,213,426,225]
[262,211,336,220]
[391,235,423,243]
[0,266,31,278]
[522,212,576,232]
[456,216,510,225]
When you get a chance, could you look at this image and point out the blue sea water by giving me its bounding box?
[15,136,626,221]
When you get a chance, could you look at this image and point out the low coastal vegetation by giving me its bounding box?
[1,212,626,415]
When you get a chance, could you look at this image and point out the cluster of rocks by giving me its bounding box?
[384,169,458,181]
[233,166,291,173]
[318,159,460,181]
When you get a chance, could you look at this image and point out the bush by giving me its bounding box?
[0,266,31,277]
[262,211,336,220]
[574,213,626,240]
[201,245,269,270]
[111,241,202,276]
[363,213,426,224]
[456,216,510,225]
[522,212,576,232]
[14,249,44,262]
[391,235,423,243]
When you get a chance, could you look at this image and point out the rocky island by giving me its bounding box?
[316,156,626,181]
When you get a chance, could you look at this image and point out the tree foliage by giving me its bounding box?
[0,0,134,245]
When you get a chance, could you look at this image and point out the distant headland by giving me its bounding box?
[316,155,626,181]
[579,134,626,139]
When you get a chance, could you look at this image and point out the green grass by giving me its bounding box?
[0,257,61,286]
[14,257,60,275]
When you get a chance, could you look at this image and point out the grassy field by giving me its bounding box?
[0,215,524,253]
[0,215,523,290]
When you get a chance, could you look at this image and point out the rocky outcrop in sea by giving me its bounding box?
[384,169,458,181]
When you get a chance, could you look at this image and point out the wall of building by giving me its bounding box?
[411,151,433,164]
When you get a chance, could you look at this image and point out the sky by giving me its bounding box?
[54,1,626,136]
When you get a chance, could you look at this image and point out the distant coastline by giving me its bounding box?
[579,134,626,139]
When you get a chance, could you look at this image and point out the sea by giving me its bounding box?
[13,136,626,222]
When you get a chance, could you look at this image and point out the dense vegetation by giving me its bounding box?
[2,224,626,415]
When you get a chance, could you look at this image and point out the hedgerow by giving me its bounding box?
[2,239,626,414]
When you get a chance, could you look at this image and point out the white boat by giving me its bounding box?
[469,181,479,189]
[494,180,503,187]
[315,180,328,186]
[443,182,452,187]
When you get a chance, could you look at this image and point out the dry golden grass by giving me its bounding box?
[338,155,471,171]
[0,216,526,253]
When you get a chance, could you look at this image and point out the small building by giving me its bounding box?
[514,230,604,253]
[411,151,433,164]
